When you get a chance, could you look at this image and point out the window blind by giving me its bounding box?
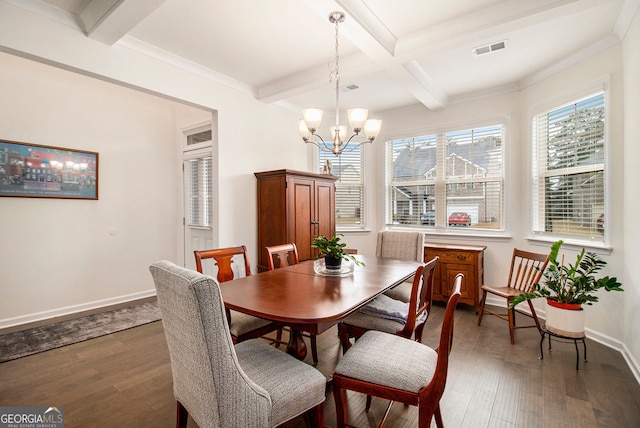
[319,143,366,227]
[185,156,213,228]
[532,92,605,241]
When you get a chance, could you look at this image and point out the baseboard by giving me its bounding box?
[0,290,158,333]
[483,297,640,385]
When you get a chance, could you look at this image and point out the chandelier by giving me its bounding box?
[297,11,382,156]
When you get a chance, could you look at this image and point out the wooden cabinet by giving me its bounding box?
[424,244,486,311]
[255,169,337,272]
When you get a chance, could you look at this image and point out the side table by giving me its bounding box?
[539,326,587,370]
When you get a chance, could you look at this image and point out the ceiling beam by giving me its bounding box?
[81,0,167,45]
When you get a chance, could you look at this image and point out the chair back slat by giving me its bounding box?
[265,243,299,270]
[194,246,251,282]
[508,249,550,292]
[401,256,438,338]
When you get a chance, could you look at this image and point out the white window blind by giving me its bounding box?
[185,157,213,227]
[532,92,605,242]
[319,143,365,228]
[387,124,504,230]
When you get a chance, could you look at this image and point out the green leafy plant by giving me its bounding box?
[311,234,364,267]
[510,240,622,307]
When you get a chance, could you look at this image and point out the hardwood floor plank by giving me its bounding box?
[1,304,639,427]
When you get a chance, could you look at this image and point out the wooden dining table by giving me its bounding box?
[219,255,422,360]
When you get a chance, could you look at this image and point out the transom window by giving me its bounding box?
[531,91,606,243]
[387,124,504,231]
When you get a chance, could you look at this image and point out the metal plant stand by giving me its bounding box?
[540,326,587,370]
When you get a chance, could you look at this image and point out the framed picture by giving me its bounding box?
[0,139,98,200]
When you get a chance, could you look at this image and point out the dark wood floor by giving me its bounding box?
[1,303,639,427]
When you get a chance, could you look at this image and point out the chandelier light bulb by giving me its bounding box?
[302,108,323,132]
[347,108,368,132]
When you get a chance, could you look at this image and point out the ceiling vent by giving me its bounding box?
[340,84,359,92]
[473,40,507,56]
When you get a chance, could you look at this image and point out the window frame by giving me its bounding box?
[385,117,508,236]
[528,79,610,249]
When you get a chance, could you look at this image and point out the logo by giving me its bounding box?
[0,407,64,428]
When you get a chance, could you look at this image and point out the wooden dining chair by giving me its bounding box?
[376,230,425,303]
[332,274,463,428]
[338,256,438,353]
[265,243,318,365]
[150,260,325,428]
[194,246,282,344]
[477,248,550,344]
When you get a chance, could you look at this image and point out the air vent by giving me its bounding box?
[340,84,359,92]
[473,40,507,56]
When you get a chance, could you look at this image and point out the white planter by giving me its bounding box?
[545,301,585,338]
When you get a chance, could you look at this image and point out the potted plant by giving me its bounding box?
[510,240,623,337]
[311,234,364,270]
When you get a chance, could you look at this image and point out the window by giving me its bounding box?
[531,92,605,243]
[185,156,213,228]
[387,124,504,230]
[318,143,366,228]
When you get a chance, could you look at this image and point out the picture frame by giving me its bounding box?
[0,139,98,200]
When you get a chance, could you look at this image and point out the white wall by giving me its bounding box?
[623,8,640,375]
[0,53,184,322]
[0,2,308,326]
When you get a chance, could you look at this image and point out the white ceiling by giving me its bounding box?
[22,0,633,115]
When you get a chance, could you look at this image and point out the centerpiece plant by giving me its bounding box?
[312,234,364,269]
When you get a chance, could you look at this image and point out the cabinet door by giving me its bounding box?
[441,262,475,299]
[315,179,335,241]
[289,177,315,261]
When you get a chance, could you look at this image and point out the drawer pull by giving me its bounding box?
[457,255,467,261]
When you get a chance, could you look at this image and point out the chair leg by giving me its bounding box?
[275,328,283,348]
[434,404,444,428]
[310,334,319,365]
[418,402,435,428]
[477,289,487,326]
[176,401,188,428]
[332,379,348,428]
[303,402,324,428]
[338,323,352,354]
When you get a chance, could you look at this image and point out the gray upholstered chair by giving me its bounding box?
[149,260,326,428]
[376,230,425,302]
[332,274,463,428]
[338,256,438,352]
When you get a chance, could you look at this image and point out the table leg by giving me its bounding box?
[286,328,308,360]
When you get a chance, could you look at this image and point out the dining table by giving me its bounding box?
[219,255,422,360]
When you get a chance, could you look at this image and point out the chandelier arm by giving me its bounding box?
[306,133,335,153]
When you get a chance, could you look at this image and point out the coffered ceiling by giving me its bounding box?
[11,0,635,114]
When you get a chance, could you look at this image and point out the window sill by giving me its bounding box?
[526,236,612,255]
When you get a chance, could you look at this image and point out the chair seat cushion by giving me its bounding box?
[236,339,326,426]
[334,330,437,393]
[342,309,405,335]
[360,294,409,323]
[383,280,412,303]
[228,310,274,337]
[480,285,525,299]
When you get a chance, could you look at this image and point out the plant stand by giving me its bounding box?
[539,326,587,371]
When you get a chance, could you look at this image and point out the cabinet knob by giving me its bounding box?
[457,255,467,261]
[311,221,319,225]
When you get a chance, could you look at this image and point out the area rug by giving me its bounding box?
[0,300,161,363]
